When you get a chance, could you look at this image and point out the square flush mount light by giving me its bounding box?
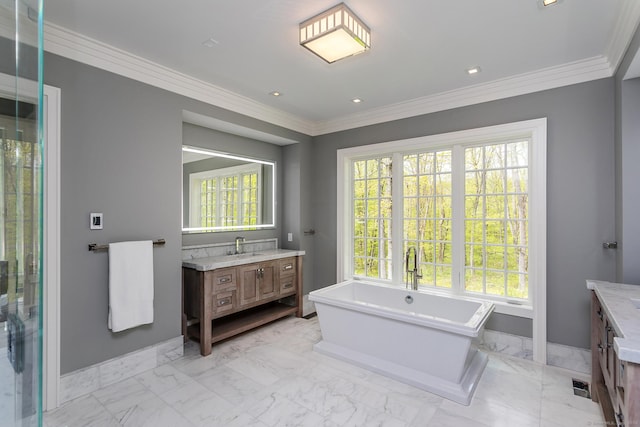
[299,3,371,63]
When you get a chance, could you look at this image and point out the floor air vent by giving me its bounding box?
[572,378,591,399]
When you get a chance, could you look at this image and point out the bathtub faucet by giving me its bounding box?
[405,247,422,290]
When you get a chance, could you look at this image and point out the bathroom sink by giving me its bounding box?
[631,298,640,309]
[222,252,262,260]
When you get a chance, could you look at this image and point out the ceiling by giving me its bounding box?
[44,1,640,136]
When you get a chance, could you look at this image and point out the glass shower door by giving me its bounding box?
[0,0,44,426]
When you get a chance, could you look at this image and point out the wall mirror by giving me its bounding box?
[182,145,275,233]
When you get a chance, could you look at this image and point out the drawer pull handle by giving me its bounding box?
[283,282,293,289]
[597,308,603,320]
[220,277,231,283]
[283,265,293,270]
[217,297,232,307]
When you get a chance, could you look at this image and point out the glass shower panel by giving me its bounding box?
[0,0,44,425]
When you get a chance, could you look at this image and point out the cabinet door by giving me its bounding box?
[259,262,278,300]
[238,264,259,306]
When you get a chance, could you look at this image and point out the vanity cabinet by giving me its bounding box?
[590,287,640,427]
[183,254,303,356]
[238,261,277,306]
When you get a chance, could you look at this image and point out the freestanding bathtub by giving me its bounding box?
[309,280,495,405]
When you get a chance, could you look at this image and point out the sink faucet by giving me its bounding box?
[405,246,422,290]
[235,236,245,254]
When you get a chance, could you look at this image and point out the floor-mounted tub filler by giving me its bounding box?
[309,280,495,405]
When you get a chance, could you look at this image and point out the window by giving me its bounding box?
[338,119,546,318]
[352,157,392,280]
[190,163,261,228]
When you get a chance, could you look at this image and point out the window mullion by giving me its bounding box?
[391,152,404,285]
[452,145,465,295]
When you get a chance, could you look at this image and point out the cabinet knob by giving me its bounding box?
[597,344,604,353]
[597,308,603,320]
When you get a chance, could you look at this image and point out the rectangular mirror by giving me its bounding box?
[182,145,275,233]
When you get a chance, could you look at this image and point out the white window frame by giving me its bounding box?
[189,163,262,228]
[337,118,547,363]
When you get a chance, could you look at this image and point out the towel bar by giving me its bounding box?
[88,239,166,252]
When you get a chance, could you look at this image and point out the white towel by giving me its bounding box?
[108,240,154,332]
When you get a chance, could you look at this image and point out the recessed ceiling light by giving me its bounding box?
[467,66,481,75]
[202,37,219,48]
[538,0,562,7]
[352,98,363,103]
[269,91,282,97]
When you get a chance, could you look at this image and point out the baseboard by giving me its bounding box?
[302,294,316,317]
[57,336,184,406]
[477,329,591,374]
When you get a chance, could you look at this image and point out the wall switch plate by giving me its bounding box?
[287,233,293,242]
[90,213,103,230]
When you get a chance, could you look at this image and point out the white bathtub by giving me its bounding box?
[309,280,495,405]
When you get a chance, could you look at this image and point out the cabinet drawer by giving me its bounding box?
[279,258,296,276]
[280,276,296,295]
[212,268,237,292]
[213,291,236,315]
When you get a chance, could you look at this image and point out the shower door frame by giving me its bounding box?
[42,83,61,412]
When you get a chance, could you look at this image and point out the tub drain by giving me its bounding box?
[405,295,414,304]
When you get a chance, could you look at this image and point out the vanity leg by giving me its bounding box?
[200,318,212,356]
[199,274,213,356]
[295,256,304,318]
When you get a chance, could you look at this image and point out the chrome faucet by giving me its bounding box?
[234,236,245,254]
[405,246,422,290]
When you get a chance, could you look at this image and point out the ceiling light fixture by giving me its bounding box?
[269,91,282,97]
[352,98,362,103]
[542,0,558,6]
[299,3,371,64]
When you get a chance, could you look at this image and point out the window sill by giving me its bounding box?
[490,300,533,319]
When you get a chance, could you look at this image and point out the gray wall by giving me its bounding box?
[615,22,640,284]
[44,52,310,373]
[311,79,616,348]
[619,78,640,283]
[281,141,315,294]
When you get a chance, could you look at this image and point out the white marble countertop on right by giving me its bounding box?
[586,279,640,364]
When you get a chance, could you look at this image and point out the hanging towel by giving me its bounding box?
[108,240,154,332]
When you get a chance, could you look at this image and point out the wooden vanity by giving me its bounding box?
[588,280,640,427]
[182,250,304,356]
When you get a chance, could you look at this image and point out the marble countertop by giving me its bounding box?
[586,280,640,364]
[182,249,305,271]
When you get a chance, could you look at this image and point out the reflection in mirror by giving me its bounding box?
[182,145,275,232]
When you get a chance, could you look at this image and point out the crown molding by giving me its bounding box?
[44,16,633,138]
[312,56,613,135]
[43,22,316,136]
[605,0,640,76]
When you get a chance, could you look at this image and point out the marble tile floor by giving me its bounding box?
[44,316,604,427]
